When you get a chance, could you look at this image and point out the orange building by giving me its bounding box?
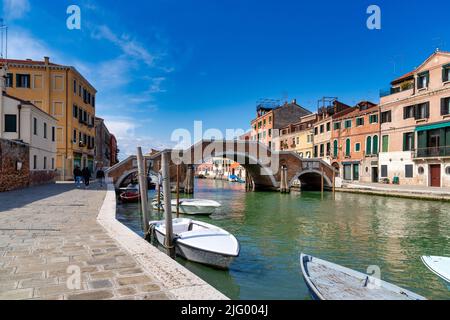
[2,57,97,180]
[331,101,380,182]
[251,99,312,150]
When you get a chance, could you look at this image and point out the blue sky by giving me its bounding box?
[1,0,450,159]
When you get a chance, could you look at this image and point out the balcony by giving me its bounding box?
[415,147,450,159]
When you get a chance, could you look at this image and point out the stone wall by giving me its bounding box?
[30,170,57,187]
[0,139,30,192]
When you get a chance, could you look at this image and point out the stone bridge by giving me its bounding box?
[107,140,336,192]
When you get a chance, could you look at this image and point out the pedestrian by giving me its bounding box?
[73,166,82,188]
[82,167,91,189]
[96,168,105,187]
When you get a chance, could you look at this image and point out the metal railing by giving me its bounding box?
[415,146,450,158]
[379,84,414,98]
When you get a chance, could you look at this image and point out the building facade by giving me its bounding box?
[274,113,317,158]
[313,99,352,164]
[94,117,111,169]
[379,51,450,187]
[251,99,312,150]
[2,57,97,180]
[331,101,380,182]
[110,134,119,166]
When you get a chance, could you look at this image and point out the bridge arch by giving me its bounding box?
[289,169,333,191]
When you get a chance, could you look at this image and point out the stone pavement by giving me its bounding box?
[0,182,172,300]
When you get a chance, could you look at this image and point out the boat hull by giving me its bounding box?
[154,229,236,269]
[120,192,140,203]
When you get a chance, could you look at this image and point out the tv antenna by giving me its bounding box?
[0,19,7,62]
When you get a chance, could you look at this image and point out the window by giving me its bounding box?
[314,146,318,158]
[320,125,324,134]
[381,111,392,124]
[326,123,331,132]
[344,164,352,180]
[73,79,77,94]
[268,129,272,137]
[381,165,388,178]
[269,116,272,124]
[52,158,55,170]
[369,114,379,124]
[405,165,413,178]
[345,120,352,129]
[320,144,325,157]
[333,140,338,158]
[73,105,78,118]
[415,102,430,120]
[403,132,415,151]
[296,137,300,144]
[79,85,82,96]
[258,122,262,129]
[326,142,331,156]
[263,119,266,127]
[366,136,372,155]
[345,139,351,157]
[44,123,47,139]
[356,118,364,126]
[417,71,429,89]
[44,157,47,170]
[33,118,37,135]
[355,143,361,152]
[33,155,37,170]
[334,122,341,130]
[443,64,450,82]
[4,115,17,133]
[404,105,415,119]
[73,129,77,143]
[441,97,450,116]
[16,74,31,88]
[52,127,55,142]
[92,96,96,108]
[5,73,13,87]
[372,135,379,155]
[314,127,318,135]
[382,135,389,153]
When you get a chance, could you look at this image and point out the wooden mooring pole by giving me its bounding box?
[321,167,324,200]
[176,164,180,218]
[157,178,161,212]
[136,147,149,236]
[332,169,336,200]
[162,152,175,258]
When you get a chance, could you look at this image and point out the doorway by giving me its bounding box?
[429,164,441,187]
[371,167,379,183]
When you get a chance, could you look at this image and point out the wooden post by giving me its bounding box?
[162,152,175,258]
[176,164,180,218]
[284,167,290,194]
[332,169,336,200]
[137,147,149,236]
[157,178,161,212]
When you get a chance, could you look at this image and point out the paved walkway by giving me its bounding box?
[0,182,171,300]
[340,182,450,200]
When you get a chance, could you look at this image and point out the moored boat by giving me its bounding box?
[152,198,221,216]
[422,256,450,283]
[150,218,240,269]
[300,254,426,300]
[120,191,140,203]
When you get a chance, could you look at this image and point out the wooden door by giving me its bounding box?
[430,165,441,187]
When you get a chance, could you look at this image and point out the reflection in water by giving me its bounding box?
[116,179,450,300]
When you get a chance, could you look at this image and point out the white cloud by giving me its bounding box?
[6,28,56,61]
[1,0,30,21]
[91,25,157,67]
[148,77,166,93]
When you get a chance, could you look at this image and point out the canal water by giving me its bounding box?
[116,179,450,300]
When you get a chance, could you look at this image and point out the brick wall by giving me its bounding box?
[0,139,56,192]
[0,139,30,192]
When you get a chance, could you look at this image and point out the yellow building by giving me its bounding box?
[274,114,317,158]
[2,57,97,180]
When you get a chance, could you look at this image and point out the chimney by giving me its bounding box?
[292,99,297,105]
[44,56,50,64]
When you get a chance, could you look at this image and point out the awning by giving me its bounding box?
[342,161,360,165]
[416,121,450,132]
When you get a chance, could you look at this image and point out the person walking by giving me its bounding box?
[73,166,82,188]
[96,168,105,187]
[82,167,91,189]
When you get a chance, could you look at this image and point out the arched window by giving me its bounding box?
[366,136,372,155]
[333,140,339,158]
[345,139,351,157]
[372,135,379,155]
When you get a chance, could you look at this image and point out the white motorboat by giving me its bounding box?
[150,218,240,269]
[152,198,221,216]
[300,254,426,300]
[422,256,450,283]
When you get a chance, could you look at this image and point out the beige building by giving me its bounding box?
[274,113,317,158]
[2,57,97,180]
[379,50,450,187]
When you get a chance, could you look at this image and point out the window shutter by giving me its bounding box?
[425,103,430,118]
[444,67,448,82]
[403,107,407,119]
[403,133,407,152]
[414,105,420,120]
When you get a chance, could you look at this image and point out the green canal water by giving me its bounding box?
[116,179,450,300]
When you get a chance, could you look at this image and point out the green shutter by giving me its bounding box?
[366,136,372,155]
[373,135,379,155]
[333,140,338,158]
[403,133,407,151]
[382,135,389,153]
[346,139,351,156]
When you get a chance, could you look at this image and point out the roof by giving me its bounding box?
[391,70,415,85]
[1,58,62,67]
[2,92,58,121]
[334,101,378,120]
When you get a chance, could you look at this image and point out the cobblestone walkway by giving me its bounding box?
[0,183,171,300]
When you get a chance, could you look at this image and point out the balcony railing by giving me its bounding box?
[415,147,450,158]
[379,83,414,98]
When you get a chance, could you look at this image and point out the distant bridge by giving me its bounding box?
[107,140,336,192]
